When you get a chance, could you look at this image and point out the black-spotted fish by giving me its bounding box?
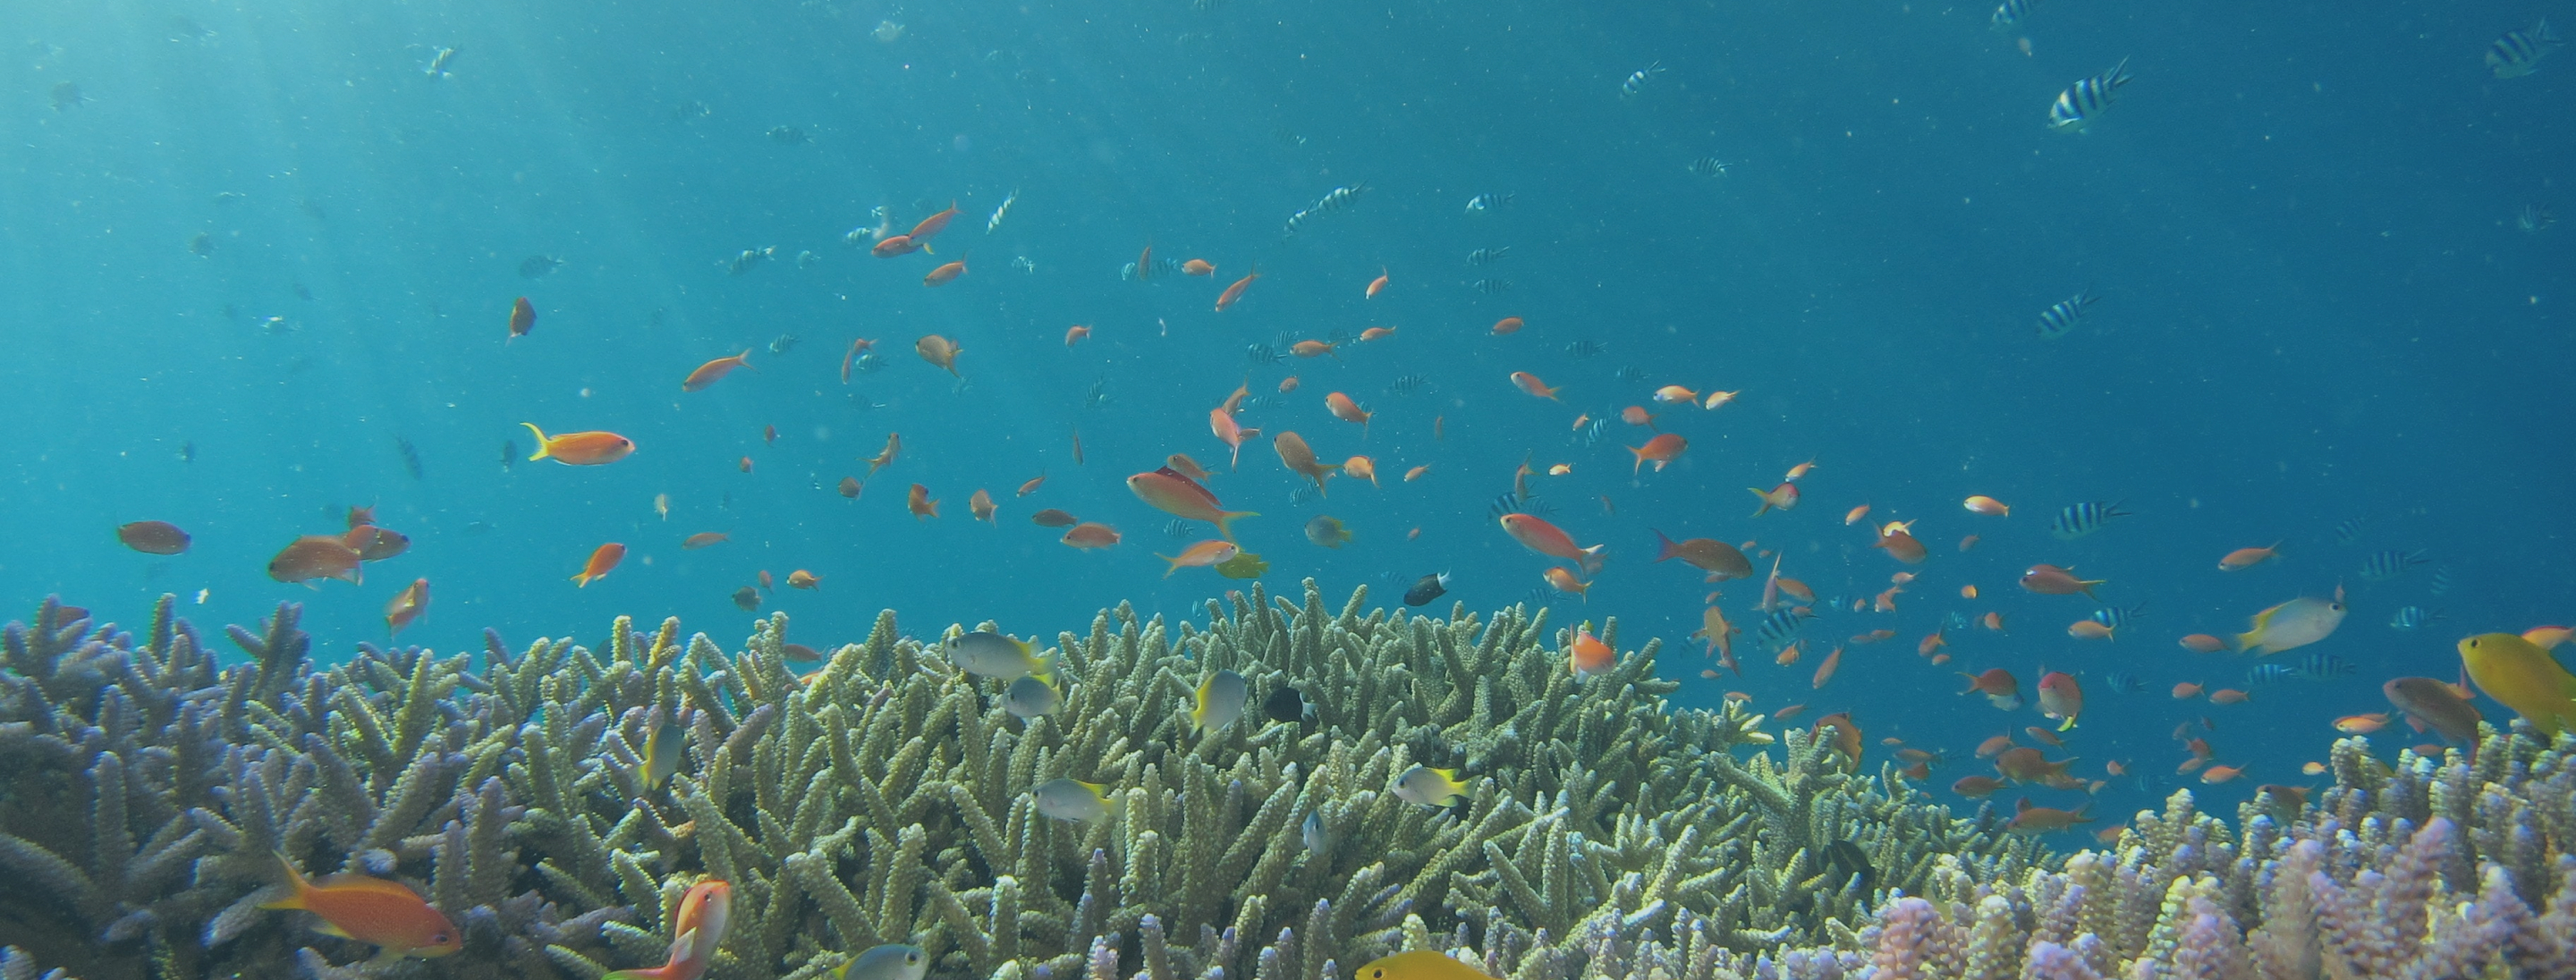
[1191,670,1248,734]
[2046,58,2134,133]
[1392,765,1470,807]
[1032,778,1114,822]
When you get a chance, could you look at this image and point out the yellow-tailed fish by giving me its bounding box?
[946,631,1055,681]
[1392,764,1470,807]
[643,722,687,790]
[1032,778,1114,822]
[2458,632,2576,736]
[1191,669,1248,733]
[1355,950,1498,980]
[834,944,928,980]
[2234,587,2347,655]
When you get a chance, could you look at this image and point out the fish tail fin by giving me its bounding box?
[1157,554,1182,579]
[520,423,552,460]
[1652,528,1679,562]
[739,349,757,370]
[1747,488,1773,517]
[258,851,313,910]
[1577,544,1607,577]
[2058,715,2078,732]
[1214,510,1259,543]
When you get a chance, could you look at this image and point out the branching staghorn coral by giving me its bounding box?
[0,583,2042,980]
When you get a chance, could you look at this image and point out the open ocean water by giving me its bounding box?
[1,0,2569,834]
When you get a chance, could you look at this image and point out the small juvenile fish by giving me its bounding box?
[1392,765,1470,807]
[986,190,1018,232]
[835,945,928,980]
[2046,58,2134,133]
[1001,675,1062,719]
[1033,778,1113,821]
[1191,670,1248,733]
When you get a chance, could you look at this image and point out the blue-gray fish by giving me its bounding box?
[2358,549,2427,582]
[1989,0,2038,32]
[1032,778,1114,821]
[1001,675,1063,719]
[835,945,928,980]
[2036,291,2098,338]
[1465,192,1515,212]
[947,631,1055,680]
[2487,20,2562,79]
[2046,58,2134,133]
[1301,809,1332,857]
[2050,501,2131,540]
[1191,669,1248,734]
[2387,606,2443,630]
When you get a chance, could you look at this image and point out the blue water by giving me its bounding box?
[3,0,2568,831]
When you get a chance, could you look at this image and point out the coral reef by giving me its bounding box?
[0,583,2033,980]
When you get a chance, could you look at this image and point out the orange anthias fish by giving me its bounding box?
[508,297,536,342]
[1365,266,1390,298]
[1569,621,1614,678]
[2037,671,2084,730]
[1873,521,1928,564]
[268,535,364,586]
[1498,512,1606,575]
[915,334,963,376]
[1813,712,1863,759]
[682,532,729,550]
[1165,454,1213,481]
[1957,668,2023,710]
[1650,530,1753,580]
[867,433,902,477]
[2179,634,2227,653]
[1018,472,1048,496]
[1030,509,1079,528]
[1292,339,1339,359]
[908,201,962,247]
[922,256,969,286]
[1404,464,1429,481]
[1628,434,1687,475]
[2019,563,2104,598]
[521,423,636,465]
[1209,407,1262,469]
[385,579,429,637]
[1621,405,1658,429]
[1652,384,1699,404]
[1783,459,1818,481]
[1062,522,1122,549]
[1182,258,1216,275]
[1508,371,1561,401]
[572,544,626,587]
[1491,316,1525,334]
[1843,504,1873,526]
[1157,540,1240,578]
[2006,798,2094,834]
[2218,542,2284,570]
[1216,266,1260,311]
[261,851,461,959]
[1273,432,1340,495]
[787,570,820,589]
[1127,467,1258,540]
[840,338,876,383]
[1813,645,1843,689]
[1360,326,1397,342]
[603,879,732,980]
[907,484,939,520]
[1136,242,1153,280]
[1542,566,1590,602]
[1962,495,2010,516]
[1325,393,1373,436]
[970,488,996,522]
[2333,713,2389,734]
[681,350,753,392]
[1064,325,1091,346]
[1693,605,1740,673]
[1343,456,1378,486]
[870,233,918,258]
[1747,482,1800,516]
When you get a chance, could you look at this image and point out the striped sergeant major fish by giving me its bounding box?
[2100,672,2146,694]
[1618,61,1665,99]
[2245,663,2302,686]
[2387,606,2444,630]
[1990,0,2038,32]
[2487,20,2562,79]
[2295,652,2356,680]
[2046,57,2135,133]
[1686,156,1732,177]
[1465,192,1514,213]
[2050,501,2131,540]
[1467,247,1512,265]
[2332,517,2366,545]
[2359,548,2428,582]
[2428,566,2453,596]
[2089,604,2145,629]
[1753,607,1811,650]
[2036,291,2098,338]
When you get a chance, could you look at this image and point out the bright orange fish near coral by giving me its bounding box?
[603,879,732,980]
[681,351,752,392]
[1216,266,1259,311]
[260,851,461,959]
[1128,467,1258,540]
[572,544,626,587]
[1498,513,1606,575]
[268,535,364,586]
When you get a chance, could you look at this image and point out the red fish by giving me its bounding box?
[261,851,461,959]
[2019,564,2105,598]
[681,351,752,392]
[385,579,429,638]
[1216,266,1259,311]
[1628,434,1687,474]
[1208,408,1262,469]
[509,297,536,341]
[1569,622,1613,677]
[1872,521,1927,563]
[1491,316,1524,335]
[908,201,961,247]
[268,535,364,586]
[922,256,968,286]
[1128,467,1258,540]
[2037,671,2083,730]
[1957,668,2023,710]
[572,544,626,587]
[870,234,919,258]
[1498,513,1606,575]
[603,880,731,980]
[521,424,635,465]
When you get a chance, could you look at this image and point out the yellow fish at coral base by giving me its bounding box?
[1356,951,1498,980]
[2459,632,2576,736]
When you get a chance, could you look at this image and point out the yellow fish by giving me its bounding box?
[1191,670,1248,734]
[2459,632,2576,736]
[1214,550,1268,579]
[643,722,687,790]
[2234,586,2346,655]
[1356,952,1497,980]
[1392,765,1469,807]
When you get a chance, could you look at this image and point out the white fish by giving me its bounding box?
[987,190,1018,233]
[1032,778,1112,821]
[1392,765,1469,807]
[1001,674,1062,718]
[2235,586,2347,655]
[835,945,928,980]
[1191,670,1247,733]
[946,631,1055,680]
[2046,58,2134,133]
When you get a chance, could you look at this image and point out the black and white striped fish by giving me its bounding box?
[2518,203,2555,233]
[1753,608,1810,650]
[2089,604,2145,629]
[2036,291,2098,338]
[1246,342,1285,365]
[2046,57,2134,133]
[2487,20,2562,79]
[2332,517,2366,545]
[1521,586,1559,609]
[2050,501,2131,540]
[2359,549,2428,582]
[1572,415,1609,447]
[1472,278,1513,294]
[1387,374,1431,396]
[1686,156,1732,177]
[1563,339,1608,359]
[2245,663,2303,686]
[2387,606,2443,630]
[2294,652,2356,680]
[1489,491,1555,520]
[1615,366,1649,384]
[1617,61,1664,99]
[2428,566,2453,596]
[1468,247,1512,265]
[1989,0,2039,32]
[1465,192,1513,213]
[2100,672,2146,694]
[1163,519,1193,539]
